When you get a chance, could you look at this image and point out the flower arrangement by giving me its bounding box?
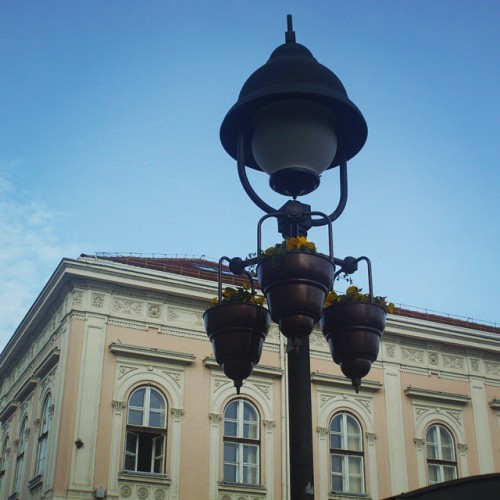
[262,236,317,257]
[324,285,395,314]
[210,284,266,307]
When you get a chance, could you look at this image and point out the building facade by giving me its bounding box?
[0,255,499,500]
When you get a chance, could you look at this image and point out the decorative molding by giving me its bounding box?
[203,357,283,378]
[91,293,105,308]
[317,426,330,436]
[113,297,143,315]
[442,354,465,370]
[311,372,382,392]
[405,387,470,405]
[171,408,185,418]
[401,347,425,364]
[147,304,162,319]
[365,432,377,442]
[13,377,38,403]
[263,420,276,430]
[457,443,468,452]
[485,361,500,377]
[209,413,223,423]
[112,400,127,410]
[107,318,148,331]
[0,402,19,424]
[385,343,396,358]
[109,343,195,365]
[414,438,425,447]
[489,398,500,411]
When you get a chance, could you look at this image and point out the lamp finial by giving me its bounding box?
[286,14,296,43]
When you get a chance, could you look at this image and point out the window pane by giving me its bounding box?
[149,389,164,410]
[130,389,145,408]
[347,435,361,451]
[128,409,143,426]
[244,422,258,439]
[346,415,360,434]
[125,432,137,453]
[428,464,440,484]
[224,443,238,463]
[332,474,343,491]
[224,421,237,437]
[243,464,258,484]
[243,403,257,422]
[225,402,237,419]
[348,456,362,475]
[330,433,341,449]
[444,466,457,481]
[331,415,341,432]
[441,444,454,461]
[331,454,344,473]
[243,445,258,465]
[224,464,237,483]
[149,410,165,429]
[125,453,136,471]
[439,427,453,447]
[349,475,363,493]
[427,443,438,459]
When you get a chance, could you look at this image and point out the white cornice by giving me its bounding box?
[404,386,470,405]
[311,371,382,392]
[109,342,195,366]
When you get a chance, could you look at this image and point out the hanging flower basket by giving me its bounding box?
[320,301,386,392]
[204,302,270,393]
[257,251,334,344]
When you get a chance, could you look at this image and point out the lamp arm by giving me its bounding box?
[310,157,348,226]
[237,131,277,214]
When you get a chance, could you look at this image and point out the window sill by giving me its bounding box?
[218,482,267,494]
[329,492,371,500]
[28,474,43,492]
[119,471,171,486]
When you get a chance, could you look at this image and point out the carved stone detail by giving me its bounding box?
[72,290,83,305]
[428,352,439,365]
[209,413,223,423]
[118,365,138,379]
[263,420,276,430]
[317,426,330,436]
[91,294,104,308]
[485,362,500,376]
[355,398,372,413]
[442,354,464,370]
[470,359,480,372]
[113,298,143,316]
[120,485,132,498]
[365,432,377,442]
[171,408,185,418]
[148,304,162,318]
[401,348,425,364]
[457,443,468,452]
[112,400,126,410]
[385,344,396,358]
[414,438,425,448]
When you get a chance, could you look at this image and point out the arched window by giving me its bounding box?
[330,412,365,494]
[426,424,457,484]
[223,399,260,485]
[13,417,28,494]
[124,386,167,474]
[0,435,9,496]
[36,393,53,476]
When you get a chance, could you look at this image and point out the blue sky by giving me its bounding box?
[1,1,499,347]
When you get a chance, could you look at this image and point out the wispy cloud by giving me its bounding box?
[0,163,79,349]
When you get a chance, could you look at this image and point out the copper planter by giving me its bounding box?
[320,302,386,391]
[257,252,334,344]
[203,303,271,393]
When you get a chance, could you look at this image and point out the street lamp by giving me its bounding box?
[207,16,384,500]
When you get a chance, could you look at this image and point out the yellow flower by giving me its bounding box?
[387,303,395,314]
[346,285,360,296]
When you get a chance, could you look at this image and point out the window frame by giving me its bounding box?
[0,435,9,497]
[124,386,168,475]
[36,393,53,477]
[222,398,260,486]
[329,412,365,495]
[13,416,28,494]
[425,423,458,485]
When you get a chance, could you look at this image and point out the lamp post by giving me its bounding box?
[210,16,380,500]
